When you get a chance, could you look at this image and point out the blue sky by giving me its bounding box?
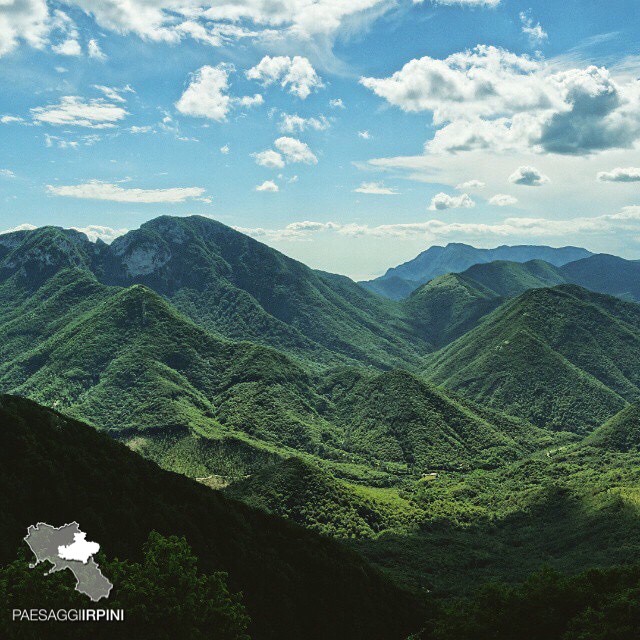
[1,0,639,279]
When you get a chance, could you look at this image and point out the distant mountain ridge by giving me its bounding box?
[405,255,640,348]
[360,242,593,299]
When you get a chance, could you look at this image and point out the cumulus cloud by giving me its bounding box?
[278,113,329,133]
[72,225,128,242]
[456,179,485,189]
[46,180,207,203]
[176,64,263,122]
[246,56,323,99]
[0,115,24,124]
[255,180,279,192]
[329,98,345,109]
[31,96,128,128]
[87,38,106,59]
[60,0,390,45]
[220,144,230,154]
[358,130,371,140]
[429,192,475,210]
[252,149,285,168]
[354,181,398,195]
[0,169,16,178]
[361,45,640,156]
[489,193,518,206]
[274,136,317,164]
[509,165,550,186]
[0,0,50,56]
[0,222,37,235]
[520,11,548,45]
[51,37,81,56]
[597,167,640,183]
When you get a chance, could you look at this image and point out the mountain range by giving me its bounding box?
[360,242,593,300]
[2,214,640,638]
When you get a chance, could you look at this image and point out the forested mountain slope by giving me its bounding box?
[0,217,428,369]
[424,285,640,432]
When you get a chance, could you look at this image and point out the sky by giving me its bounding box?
[0,0,639,279]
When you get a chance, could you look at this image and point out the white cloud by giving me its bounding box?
[252,149,285,168]
[128,125,153,134]
[361,46,640,156]
[0,0,50,56]
[358,130,371,140]
[93,85,133,103]
[87,38,106,60]
[597,167,640,183]
[2,0,398,58]
[236,205,640,245]
[429,192,475,210]
[456,179,485,190]
[51,38,81,56]
[61,0,390,45]
[354,181,398,195]
[246,56,323,99]
[176,64,262,122]
[274,136,317,164]
[329,98,345,109]
[0,115,24,124]
[520,11,548,45]
[31,96,128,128]
[220,144,230,154]
[0,223,37,235]
[286,220,338,231]
[0,169,16,178]
[489,193,518,206]
[72,224,128,242]
[44,132,101,149]
[278,113,329,133]
[426,0,500,6]
[46,180,207,203]
[255,180,279,192]
[509,166,550,186]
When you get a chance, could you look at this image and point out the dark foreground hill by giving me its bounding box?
[424,285,640,432]
[0,394,423,640]
[361,243,591,300]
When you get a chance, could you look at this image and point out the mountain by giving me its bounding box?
[560,253,640,302]
[0,217,428,369]
[424,285,640,432]
[0,271,355,478]
[361,243,592,300]
[0,394,423,640]
[0,267,542,478]
[225,457,418,539]
[318,368,553,472]
[585,404,640,452]
[405,260,568,347]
